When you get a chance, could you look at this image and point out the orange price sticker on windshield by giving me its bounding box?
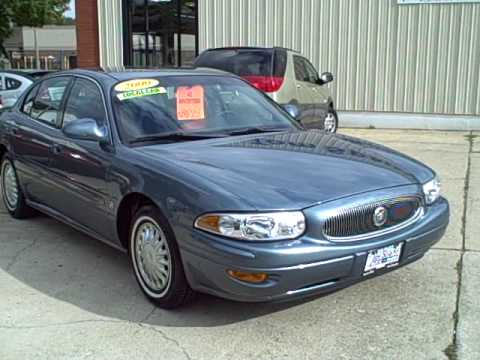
[176,86,205,121]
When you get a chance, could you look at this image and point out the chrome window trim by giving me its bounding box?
[323,196,425,242]
[25,75,73,129]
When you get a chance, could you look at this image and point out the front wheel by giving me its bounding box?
[129,205,195,309]
[1,156,33,219]
[324,109,338,133]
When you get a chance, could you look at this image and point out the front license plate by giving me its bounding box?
[363,243,403,275]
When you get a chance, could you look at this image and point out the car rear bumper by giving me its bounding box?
[179,197,449,302]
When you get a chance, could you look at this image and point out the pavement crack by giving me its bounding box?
[140,306,157,323]
[137,323,192,360]
[444,131,474,360]
[5,237,38,271]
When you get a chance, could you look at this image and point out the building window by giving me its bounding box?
[123,0,198,68]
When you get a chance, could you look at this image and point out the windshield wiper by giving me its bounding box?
[226,126,290,136]
[129,131,227,144]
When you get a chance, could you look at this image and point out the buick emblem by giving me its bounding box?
[373,206,387,227]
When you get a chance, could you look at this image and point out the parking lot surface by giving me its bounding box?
[1,129,479,360]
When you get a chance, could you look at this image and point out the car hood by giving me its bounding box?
[137,130,434,210]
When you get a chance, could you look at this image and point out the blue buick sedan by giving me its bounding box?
[0,69,449,308]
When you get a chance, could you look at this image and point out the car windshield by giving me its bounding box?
[111,75,299,144]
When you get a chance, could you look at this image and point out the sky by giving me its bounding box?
[65,0,75,18]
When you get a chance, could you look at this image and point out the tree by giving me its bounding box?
[0,1,14,60]
[0,0,70,69]
[11,0,70,28]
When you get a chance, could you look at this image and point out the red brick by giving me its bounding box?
[75,0,99,68]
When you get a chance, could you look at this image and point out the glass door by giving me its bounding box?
[123,0,198,68]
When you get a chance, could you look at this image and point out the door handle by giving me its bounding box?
[50,144,63,155]
[9,128,18,136]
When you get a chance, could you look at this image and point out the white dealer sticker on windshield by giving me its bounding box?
[117,86,167,101]
[114,79,160,92]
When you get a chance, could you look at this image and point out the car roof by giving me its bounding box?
[43,67,236,83]
[0,70,34,80]
[26,70,56,78]
[200,46,299,53]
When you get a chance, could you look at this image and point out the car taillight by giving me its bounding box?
[242,76,284,93]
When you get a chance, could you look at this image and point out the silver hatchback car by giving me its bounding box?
[0,71,34,109]
[194,46,338,132]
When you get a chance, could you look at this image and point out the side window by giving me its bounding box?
[31,77,71,126]
[21,84,40,115]
[63,78,106,127]
[304,60,320,84]
[293,56,309,82]
[0,76,3,90]
[5,77,22,90]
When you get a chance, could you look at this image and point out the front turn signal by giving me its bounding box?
[227,270,268,284]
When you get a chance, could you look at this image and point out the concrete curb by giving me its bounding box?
[338,111,480,131]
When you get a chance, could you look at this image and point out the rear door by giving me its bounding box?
[11,76,72,206]
[292,55,317,126]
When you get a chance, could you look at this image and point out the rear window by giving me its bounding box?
[195,49,286,77]
[5,77,22,90]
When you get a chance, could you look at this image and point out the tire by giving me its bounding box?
[1,155,33,219]
[129,205,195,309]
[324,108,338,133]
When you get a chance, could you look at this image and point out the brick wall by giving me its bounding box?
[75,0,99,68]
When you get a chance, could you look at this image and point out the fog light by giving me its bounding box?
[227,270,268,284]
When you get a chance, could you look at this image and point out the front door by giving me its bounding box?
[293,55,316,126]
[303,59,331,123]
[48,77,115,241]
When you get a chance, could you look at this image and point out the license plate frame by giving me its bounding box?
[363,242,403,275]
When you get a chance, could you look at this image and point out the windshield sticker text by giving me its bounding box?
[176,86,205,121]
[117,86,167,101]
[114,79,160,92]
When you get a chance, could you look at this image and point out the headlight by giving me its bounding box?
[423,176,441,205]
[194,212,306,241]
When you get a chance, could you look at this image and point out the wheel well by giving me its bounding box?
[116,193,155,249]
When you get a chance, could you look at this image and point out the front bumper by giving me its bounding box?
[179,197,449,302]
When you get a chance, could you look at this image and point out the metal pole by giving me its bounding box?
[34,28,40,70]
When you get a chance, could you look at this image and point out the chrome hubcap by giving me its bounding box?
[324,112,337,133]
[134,218,171,295]
[2,162,19,210]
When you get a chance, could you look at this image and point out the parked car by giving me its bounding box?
[0,69,449,309]
[0,71,34,109]
[194,46,338,132]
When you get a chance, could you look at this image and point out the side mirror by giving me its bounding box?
[319,72,334,85]
[282,104,301,120]
[62,118,108,143]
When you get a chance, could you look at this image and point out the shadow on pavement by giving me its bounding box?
[0,200,314,328]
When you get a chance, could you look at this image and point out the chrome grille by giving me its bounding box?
[323,196,424,241]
